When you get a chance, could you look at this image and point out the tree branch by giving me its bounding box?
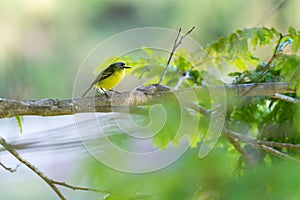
[223,128,300,162]
[0,136,67,200]
[158,26,195,84]
[51,180,107,193]
[258,144,300,162]
[242,33,287,96]
[225,134,254,165]
[0,136,109,200]
[0,82,294,118]
[187,102,211,117]
[271,93,299,103]
[0,162,20,172]
[223,128,300,149]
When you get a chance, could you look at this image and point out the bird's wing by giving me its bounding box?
[92,68,114,85]
[82,67,114,97]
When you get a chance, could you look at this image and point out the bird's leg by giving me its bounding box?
[100,88,109,98]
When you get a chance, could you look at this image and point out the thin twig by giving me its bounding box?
[0,136,67,200]
[242,33,285,96]
[0,136,111,198]
[52,180,107,193]
[53,180,154,199]
[259,144,300,162]
[174,70,190,90]
[158,26,195,84]
[223,128,300,149]
[173,57,195,90]
[0,162,20,172]
[256,140,300,149]
[157,28,181,84]
[223,128,300,162]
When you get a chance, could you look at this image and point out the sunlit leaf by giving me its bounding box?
[235,58,248,71]
[15,115,23,134]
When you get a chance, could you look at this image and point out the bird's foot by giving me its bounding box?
[108,89,121,94]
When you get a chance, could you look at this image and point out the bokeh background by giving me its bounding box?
[1,0,299,99]
[1,0,300,199]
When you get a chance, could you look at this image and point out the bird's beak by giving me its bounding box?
[123,66,131,69]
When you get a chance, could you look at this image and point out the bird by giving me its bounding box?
[81,62,131,97]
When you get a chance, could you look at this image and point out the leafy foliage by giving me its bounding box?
[274,54,300,95]
[15,115,23,134]
[98,27,300,150]
[205,27,279,71]
[83,27,300,199]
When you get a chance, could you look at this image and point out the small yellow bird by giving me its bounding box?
[81,62,131,97]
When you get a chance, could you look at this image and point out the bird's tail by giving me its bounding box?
[81,85,92,97]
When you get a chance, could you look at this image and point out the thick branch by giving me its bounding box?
[0,82,294,118]
[271,93,299,103]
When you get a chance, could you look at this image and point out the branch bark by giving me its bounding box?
[0,136,110,199]
[0,82,294,118]
[0,136,67,200]
[225,134,255,165]
[223,128,300,162]
[271,93,299,103]
[224,128,300,150]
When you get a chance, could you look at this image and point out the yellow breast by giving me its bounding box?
[94,69,125,90]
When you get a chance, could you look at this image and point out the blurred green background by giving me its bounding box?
[1,0,299,99]
[1,0,300,200]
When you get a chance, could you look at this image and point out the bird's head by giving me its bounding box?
[112,62,131,70]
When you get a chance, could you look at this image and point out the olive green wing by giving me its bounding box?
[91,67,114,85]
[82,67,114,97]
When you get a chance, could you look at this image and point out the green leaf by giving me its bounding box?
[296,80,300,97]
[257,27,278,45]
[275,54,300,90]
[130,63,164,80]
[229,33,239,54]
[188,69,201,85]
[291,36,300,54]
[142,47,156,59]
[15,115,23,134]
[235,58,248,71]
[250,29,259,49]
[152,105,181,149]
[176,56,191,72]
[228,72,242,77]
[288,26,297,35]
[205,36,227,56]
[190,132,200,148]
[286,27,300,53]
